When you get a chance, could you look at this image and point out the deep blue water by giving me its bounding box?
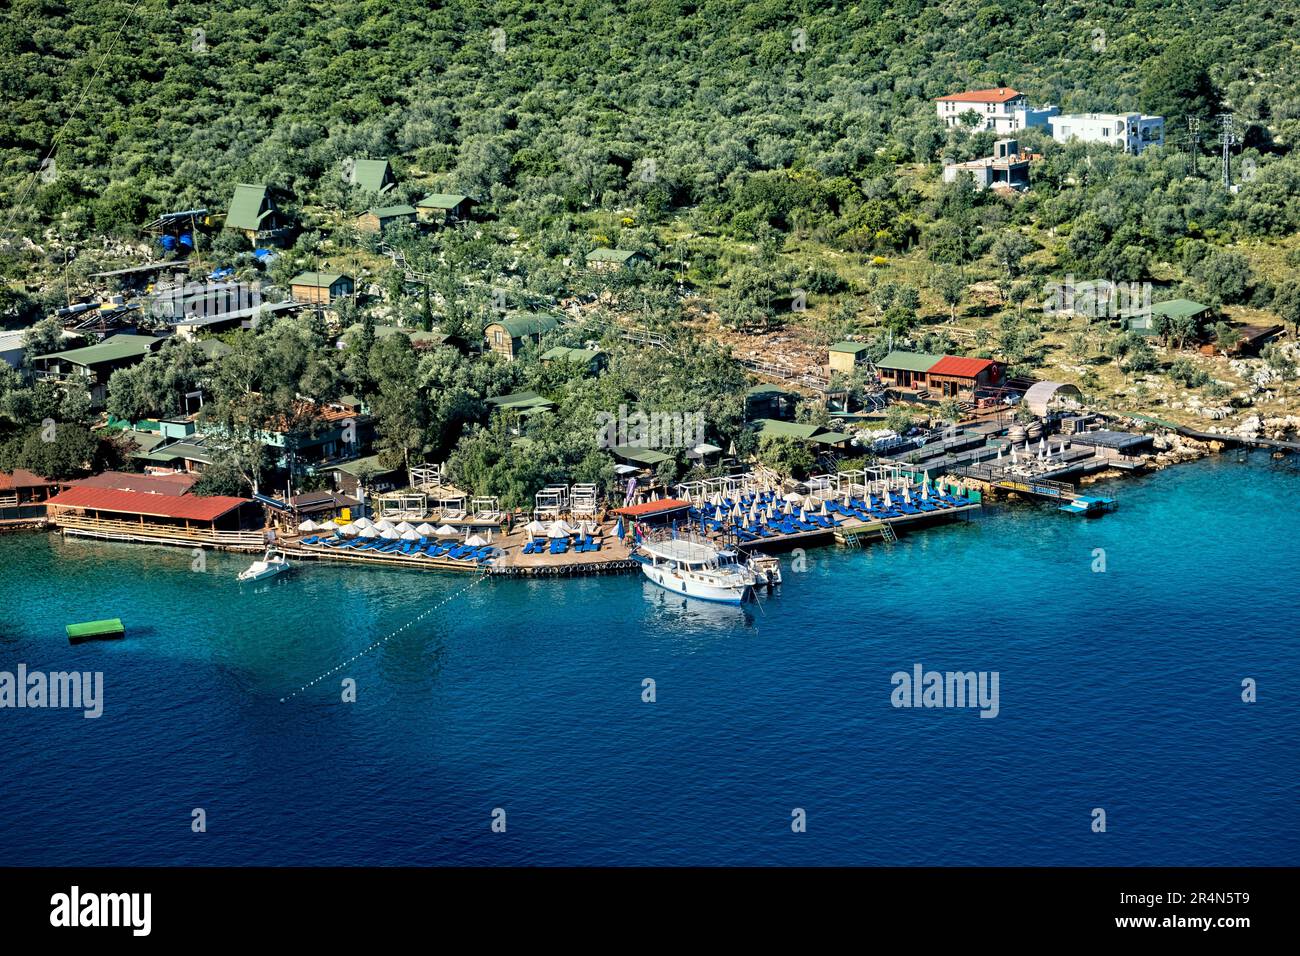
[1,452,1297,866]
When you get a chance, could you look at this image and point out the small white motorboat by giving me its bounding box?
[237,549,291,582]
[747,553,782,588]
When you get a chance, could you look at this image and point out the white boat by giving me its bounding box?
[237,549,291,582]
[635,537,756,604]
[747,553,782,587]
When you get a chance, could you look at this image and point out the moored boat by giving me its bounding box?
[237,549,291,582]
[747,553,782,587]
[634,537,756,604]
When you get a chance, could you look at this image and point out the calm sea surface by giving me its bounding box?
[1,452,1297,865]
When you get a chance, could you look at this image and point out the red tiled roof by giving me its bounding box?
[936,88,1023,104]
[0,469,60,491]
[45,486,251,521]
[615,498,691,517]
[75,471,197,496]
[927,356,997,379]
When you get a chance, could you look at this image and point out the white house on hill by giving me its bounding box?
[935,88,1058,133]
[1048,113,1165,154]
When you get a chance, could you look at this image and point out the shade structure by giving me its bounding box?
[783,491,802,502]
[373,519,395,532]
[547,524,570,539]
[379,528,400,540]
[921,484,930,499]
[394,521,415,533]
[465,534,488,546]
[297,519,318,532]
[548,520,573,535]
[400,528,420,541]
[714,506,724,522]
[352,516,373,529]
[884,491,894,507]
[358,525,378,538]
[434,524,459,536]
[319,520,339,531]
[524,520,547,534]
[415,522,435,535]
[820,501,829,516]
[783,500,794,515]
[339,523,359,536]
[798,508,808,522]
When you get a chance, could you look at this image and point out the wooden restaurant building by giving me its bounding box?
[45,473,264,550]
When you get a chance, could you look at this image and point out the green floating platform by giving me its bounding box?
[66,618,125,643]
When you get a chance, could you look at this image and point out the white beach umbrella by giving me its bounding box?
[714,506,724,522]
[524,519,547,534]
[884,490,894,507]
[903,486,912,503]
[319,520,339,532]
[373,519,395,532]
[997,445,1003,461]
[415,522,435,536]
[434,524,459,537]
[783,491,802,502]
[547,524,569,539]
[352,516,373,529]
[783,500,794,515]
[297,519,318,533]
[339,523,359,537]
[400,528,420,541]
[359,525,378,538]
[921,483,930,500]
[465,534,488,546]
[820,501,829,516]
[380,528,400,540]
[394,521,415,533]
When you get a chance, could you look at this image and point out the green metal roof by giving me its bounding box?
[753,419,849,444]
[417,193,472,209]
[35,333,160,367]
[290,272,349,288]
[485,390,556,411]
[746,383,796,397]
[225,184,273,232]
[586,247,641,263]
[540,345,600,363]
[877,350,942,372]
[326,454,397,477]
[352,159,395,193]
[611,445,673,466]
[366,204,416,219]
[491,314,560,338]
[1150,299,1209,319]
[829,341,871,355]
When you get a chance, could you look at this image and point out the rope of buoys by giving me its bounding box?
[280,570,490,703]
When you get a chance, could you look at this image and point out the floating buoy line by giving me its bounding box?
[280,570,491,703]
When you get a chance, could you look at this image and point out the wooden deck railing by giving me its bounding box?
[52,513,265,550]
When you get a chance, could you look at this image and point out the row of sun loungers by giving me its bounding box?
[299,535,498,563]
[521,534,603,555]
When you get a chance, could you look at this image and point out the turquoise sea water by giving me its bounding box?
[0,452,1297,865]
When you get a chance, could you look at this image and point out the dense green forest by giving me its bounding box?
[3,0,1300,501]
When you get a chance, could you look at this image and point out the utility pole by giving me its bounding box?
[1218,114,1236,189]
[1186,116,1200,176]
